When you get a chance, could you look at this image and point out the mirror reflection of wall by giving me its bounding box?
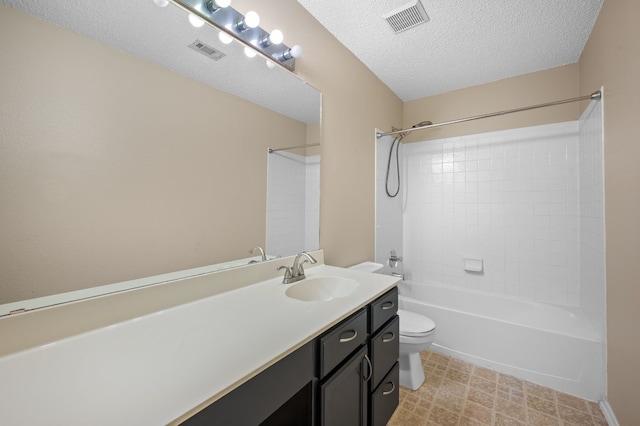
[0,2,320,311]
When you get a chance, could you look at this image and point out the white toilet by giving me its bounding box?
[347,262,437,390]
[398,308,436,390]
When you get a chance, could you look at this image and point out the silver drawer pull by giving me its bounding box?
[382,332,395,343]
[382,381,396,396]
[381,301,395,310]
[339,330,358,343]
[363,354,373,381]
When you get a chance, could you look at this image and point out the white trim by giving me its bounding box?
[600,400,619,426]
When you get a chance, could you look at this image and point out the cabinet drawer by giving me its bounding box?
[370,315,399,389]
[319,309,368,378]
[369,287,398,333]
[371,362,399,426]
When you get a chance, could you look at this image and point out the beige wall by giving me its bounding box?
[579,0,640,423]
[403,64,581,143]
[0,5,306,303]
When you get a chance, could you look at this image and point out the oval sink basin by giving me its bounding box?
[285,277,358,302]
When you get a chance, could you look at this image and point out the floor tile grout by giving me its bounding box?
[388,350,607,426]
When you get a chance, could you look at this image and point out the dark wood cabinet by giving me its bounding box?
[367,288,399,426]
[317,287,399,426]
[181,287,399,426]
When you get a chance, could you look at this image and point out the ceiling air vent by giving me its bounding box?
[383,0,429,34]
[188,39,226,61]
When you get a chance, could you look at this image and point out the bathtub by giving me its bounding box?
[398,280,604,401]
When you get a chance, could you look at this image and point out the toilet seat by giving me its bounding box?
[398,309,435,337]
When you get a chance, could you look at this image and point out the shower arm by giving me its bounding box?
[376,90,602,139]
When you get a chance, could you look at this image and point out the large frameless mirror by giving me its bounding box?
[0,0,321,314]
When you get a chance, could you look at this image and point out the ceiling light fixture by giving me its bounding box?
[163,0,302,71]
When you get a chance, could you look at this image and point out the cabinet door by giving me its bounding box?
[320,346,369,426]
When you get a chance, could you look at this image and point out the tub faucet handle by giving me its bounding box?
[389,250,403,268]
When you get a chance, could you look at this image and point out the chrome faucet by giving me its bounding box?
[250,246,267,262]
[278,252,317,284]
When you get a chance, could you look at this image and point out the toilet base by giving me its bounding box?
[399,351,425,390]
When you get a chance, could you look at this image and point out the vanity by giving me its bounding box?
[0,251,399,425]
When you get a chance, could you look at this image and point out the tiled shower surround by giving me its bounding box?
[377,100,604,309]
[266,151,320,257]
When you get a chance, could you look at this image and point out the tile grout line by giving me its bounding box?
[390,350,607,426]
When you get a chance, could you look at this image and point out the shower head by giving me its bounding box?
[394,120,433,141]
[412,121,433,128]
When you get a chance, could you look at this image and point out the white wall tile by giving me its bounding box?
[402,121,582,305]
[376,107,604,313]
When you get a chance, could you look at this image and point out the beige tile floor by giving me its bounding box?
[388,350,607,426]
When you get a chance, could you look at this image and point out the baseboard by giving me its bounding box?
[600,400,619,426]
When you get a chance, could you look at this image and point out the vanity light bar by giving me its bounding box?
[167,0,300,71]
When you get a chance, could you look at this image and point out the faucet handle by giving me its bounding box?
[277,265,293,280]
[296,260,310,276]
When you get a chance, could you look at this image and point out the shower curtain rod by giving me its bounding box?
[268,143,320,153]
[376,90,602,139]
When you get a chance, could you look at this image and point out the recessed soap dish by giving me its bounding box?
[463,257,483,272]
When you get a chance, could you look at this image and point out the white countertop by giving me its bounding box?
[0,263,398,425]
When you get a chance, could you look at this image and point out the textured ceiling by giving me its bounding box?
[1,0,320,123]
[297,0,604,101]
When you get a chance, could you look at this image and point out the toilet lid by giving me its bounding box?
[398,309,435,336]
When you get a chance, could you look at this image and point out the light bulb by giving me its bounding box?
[269,30,284,45]
[214,0,230,7]
[188,14,205,28]
[218,31,233,44]
[244,11,260,28]
[153,0,169,7]
[275,45,303,62]
[244,46,257,58]
[289,45,303,58]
